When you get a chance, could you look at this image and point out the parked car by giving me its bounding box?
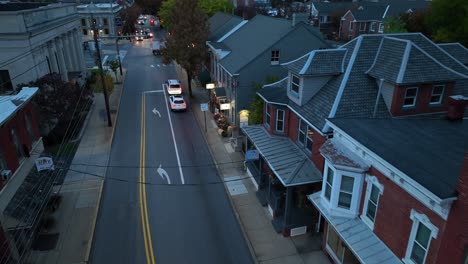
[144,29,153,39]
[166,79,183,95]
[169,95,187,111]
[135,32,144,41]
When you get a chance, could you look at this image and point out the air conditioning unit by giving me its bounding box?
[1,170,12,181]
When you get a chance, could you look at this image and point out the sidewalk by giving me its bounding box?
[175,65,331,264]
[28,69,126,264]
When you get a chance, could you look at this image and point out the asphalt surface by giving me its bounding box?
[91,27,253,264]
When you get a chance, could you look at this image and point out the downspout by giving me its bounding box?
[373,78,384,118]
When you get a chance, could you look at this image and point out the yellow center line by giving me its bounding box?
[140,94,156,264]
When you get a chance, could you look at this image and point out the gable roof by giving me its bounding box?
[438,43,468,66]
[283,49,347,76]
[350,4,389,21]
[208,12,244,41]
[214,15,326,74]
[260,33,468,133]
[367,37,467,85]
[328,118,468,199]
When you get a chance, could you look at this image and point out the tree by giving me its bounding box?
[16,73,93,136]
[158,0,232,29]
[109,60,120,82]
[425,0,468,46]
[383,16,408,33]
[248,76,279,125]
[121,4,142,36]
[400,9,431,36]
[162,0,209,97]
[91,72,115,95]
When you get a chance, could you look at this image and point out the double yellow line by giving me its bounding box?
[139,94,156,264]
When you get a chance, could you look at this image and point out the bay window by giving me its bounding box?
[321,161,365,217]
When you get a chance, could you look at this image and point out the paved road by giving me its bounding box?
[91,28,253,264]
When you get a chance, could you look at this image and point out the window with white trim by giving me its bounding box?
[361,175,384,229]
[276,109,284,132]
[298,119,313,151]
[324,167,334,201]
[271,50,280,65]
[349,21,354,31]
[404,210,439,264]
[378,23,384,32]
[321,162,365,217]
[359,22,366,31]
[265,103,270,127]
[370,22,376,31]
[291,74,300,94]
[430,85,444,104]
[403,87,418,107]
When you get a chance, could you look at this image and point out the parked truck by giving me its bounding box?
[152,40,165,55]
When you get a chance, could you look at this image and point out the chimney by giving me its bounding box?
[447,95,468,121]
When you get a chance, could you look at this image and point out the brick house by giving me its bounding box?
[309,117,468,263]
[241,33,468,238]
[0,87,46,261]
[338,0,430,41]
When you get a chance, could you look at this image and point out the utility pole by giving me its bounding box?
[91,12,113,127]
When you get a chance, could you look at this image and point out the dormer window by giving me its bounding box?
[403,87,418,107]
[321,162,365,217]
[430,85,444,104]
[291,74,300,94]
[271,50,280,65]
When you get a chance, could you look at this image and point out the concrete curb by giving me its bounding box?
[84,68,127,263]
[188,82,259,264]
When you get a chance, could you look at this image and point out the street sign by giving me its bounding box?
[246,150,259,161]
[200,103,208,112]
[35,157,55,172]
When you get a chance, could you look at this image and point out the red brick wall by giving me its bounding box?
[435,151,468,264]
[312,133,327,172]
[0,101,40,174]
[340,12,357,41]
[366,166,447,261]
[390,83,454,116]
[287,111,299,142]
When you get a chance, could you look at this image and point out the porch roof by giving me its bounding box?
[242,125,322,187]
[308,192,401,264]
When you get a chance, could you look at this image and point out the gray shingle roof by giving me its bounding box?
[438,43,468,66]
[351,4,389,21]
[329,118,468,199]
[241,125,322,186]
[282,49,346,76]
[0,3,49,11]
[367,37,467,85]
[208,13,244,41]
[264,33,467,134]
[218,15,313,74]
[258,77,289,104]
[311,1,355,15]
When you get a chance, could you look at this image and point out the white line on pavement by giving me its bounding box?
[161,83,185,184]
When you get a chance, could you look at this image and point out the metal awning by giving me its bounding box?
[242,125,322,187]
[308,192,402,264]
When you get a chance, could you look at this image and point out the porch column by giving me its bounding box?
[47,41,59,73]
[283,186,294,230]
[73,30,87,73]
[69,31,80,72]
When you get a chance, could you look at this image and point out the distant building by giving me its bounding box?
[76,2,124,42]
[0,3,86,91]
